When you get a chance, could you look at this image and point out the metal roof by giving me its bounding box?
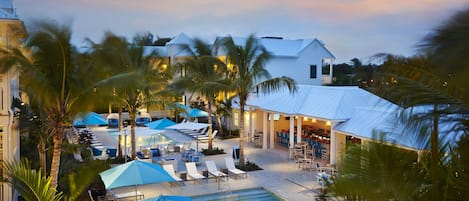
[247,85,395,120]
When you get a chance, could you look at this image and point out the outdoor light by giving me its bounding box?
[311,118,317,123]
[326,121,331,126]
[303,117,308,121]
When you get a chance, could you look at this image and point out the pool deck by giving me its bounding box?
[91,127,324,201]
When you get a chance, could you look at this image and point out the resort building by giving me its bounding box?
[0,0,27,200]
[236,84,448,166]
[145,32,336,107]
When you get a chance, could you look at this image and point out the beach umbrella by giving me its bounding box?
[143,195,193,201]
[100,160,175,190]
[73,112,107,126]
[145,118,176,130]
[179,108,208,118]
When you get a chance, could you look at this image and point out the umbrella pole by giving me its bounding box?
[135,184,138,201]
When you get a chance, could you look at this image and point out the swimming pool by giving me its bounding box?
[191,187,285,201]
[108,128,179,148]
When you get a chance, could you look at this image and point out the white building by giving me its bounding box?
[0,0,26,200]
[218,36,335,85]
[146,33,336,86]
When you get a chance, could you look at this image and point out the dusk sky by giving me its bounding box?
[15,0,468,64]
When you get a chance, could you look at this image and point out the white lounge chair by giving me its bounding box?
[224,157,247,179]
[187,127,208,137]
[185,162,206,183]
[162,164,184,186]
[197,130,218,142]
[205,160,227,181]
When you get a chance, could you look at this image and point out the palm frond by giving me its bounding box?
[2,160,63,201]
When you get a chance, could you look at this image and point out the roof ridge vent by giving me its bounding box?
[261,36,283,40]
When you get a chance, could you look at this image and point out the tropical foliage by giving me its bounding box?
[1,159,62,201]
[329,7,469,201]
[88,32,173,159]
[219,34,297,165]
[172,38,230,150]
[0,20,105,187]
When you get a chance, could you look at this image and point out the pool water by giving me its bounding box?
[109,130,178,147]
[191,187,285,201]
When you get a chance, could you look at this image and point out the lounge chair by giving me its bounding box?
[197,130,218,142]
[224,157,247,179]
[185,162,206,183]
[187,127,208,138]
[162,164,184,186]
[205,160,227,181]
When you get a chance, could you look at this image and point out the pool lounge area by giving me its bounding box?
[95,137,323,201]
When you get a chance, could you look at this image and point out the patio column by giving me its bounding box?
[289,115,294,148]
[330,121,336,165]
[262,111,268,149]
[249,107,253,142]
[329,58,334,83]
[270,114,275,149]
[297,117,302,144]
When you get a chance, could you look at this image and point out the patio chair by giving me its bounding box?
[205,160,227,181]
[224,157,247,179]
[162,164,185,186]
[185,162,206,183]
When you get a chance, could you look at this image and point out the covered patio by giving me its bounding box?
[237,85,397,165]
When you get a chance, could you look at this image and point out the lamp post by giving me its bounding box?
[124,128,128,163]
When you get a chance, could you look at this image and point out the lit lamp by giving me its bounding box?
[303,117,308,121]
[326,121,331,126]
[311,118,317,123]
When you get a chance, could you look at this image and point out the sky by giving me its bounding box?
[14,0,468,64]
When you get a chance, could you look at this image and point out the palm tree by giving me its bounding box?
[173,38,230,150]
[220,34,297,165]
[328,133,427,200]
[89,32,172,159]
[1,159,63,201]
[0,20,102,187]
[373,7,469,198]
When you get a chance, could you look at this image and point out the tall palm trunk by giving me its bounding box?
[431,104,440,200]
[37,138,46,175]
[118,106,123,158]
[50,123,64,188]
[238,99,246,165]
[207,100,213,150]
[129,111,137,159]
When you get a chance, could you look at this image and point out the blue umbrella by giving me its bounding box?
[145,118,176,130]
[143,195,192,201]
[73,112,107,126]
[179,108,208,118]
[99,160,175,190]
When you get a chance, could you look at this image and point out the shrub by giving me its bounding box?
[236,161,263,171]
[201,147,225,155]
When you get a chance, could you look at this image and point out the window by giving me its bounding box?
[310,65,317,78]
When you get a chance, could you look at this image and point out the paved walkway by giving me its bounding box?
[91,127,323,201]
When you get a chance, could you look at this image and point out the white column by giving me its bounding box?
[270,114,275,149]
[329,58,334,83]
[249,107,253,142]
[262,112,268,149]
[297,117,302,144]
[330,122,336,165]
[289,116,295,148]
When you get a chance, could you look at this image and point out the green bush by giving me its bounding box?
[201,147,225,155]
[236,161,263,171]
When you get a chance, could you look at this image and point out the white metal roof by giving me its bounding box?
[247,85,395,120]
[334,106,463,151]
[166,32,193,45]
[228,37,335,58]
